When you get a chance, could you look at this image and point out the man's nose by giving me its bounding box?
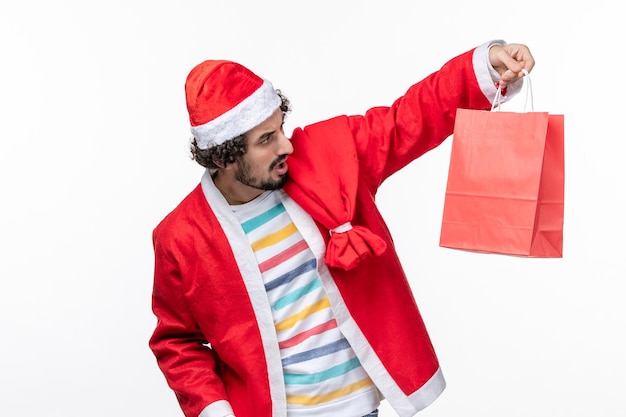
[278,132,293,155]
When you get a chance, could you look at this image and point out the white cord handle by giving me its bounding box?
[330,222,353,235]
[491,68,534,112]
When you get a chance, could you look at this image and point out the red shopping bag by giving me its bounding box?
[439,94,564,257]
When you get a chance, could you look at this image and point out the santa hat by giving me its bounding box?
[185,60,282,150]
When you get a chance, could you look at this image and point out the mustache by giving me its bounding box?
[269,155,287,170]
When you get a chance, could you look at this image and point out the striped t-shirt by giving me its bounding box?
[231,190,380,417]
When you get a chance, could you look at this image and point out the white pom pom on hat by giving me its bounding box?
[185,60,282,150]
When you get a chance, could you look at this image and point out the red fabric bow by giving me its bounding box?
[284,116,387,270]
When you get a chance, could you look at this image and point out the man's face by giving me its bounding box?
[234,108,293,191]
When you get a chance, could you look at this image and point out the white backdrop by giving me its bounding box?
[1,1,624,416]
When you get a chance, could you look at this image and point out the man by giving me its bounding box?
[149,40,535,417]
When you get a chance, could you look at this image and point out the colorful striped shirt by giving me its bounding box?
[231,190,380,417]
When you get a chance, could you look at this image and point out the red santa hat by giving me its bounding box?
[185,60,282,150]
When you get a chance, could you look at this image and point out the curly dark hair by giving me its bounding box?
[190,90,292,169]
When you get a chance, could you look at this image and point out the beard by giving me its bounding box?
[235,155,288,191]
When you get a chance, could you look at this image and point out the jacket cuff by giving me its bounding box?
[198,400,235,417]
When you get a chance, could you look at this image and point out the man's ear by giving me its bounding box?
[212,156,226,169]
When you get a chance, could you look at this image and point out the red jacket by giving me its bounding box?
[150,44,507,417]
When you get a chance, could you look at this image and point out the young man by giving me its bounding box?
[149,40,535,417]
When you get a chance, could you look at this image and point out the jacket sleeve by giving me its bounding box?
[346,40,521,191]
[149,226,234,417]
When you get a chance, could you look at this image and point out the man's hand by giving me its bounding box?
[489,43,535,86]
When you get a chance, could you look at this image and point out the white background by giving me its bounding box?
[1,1,624,416]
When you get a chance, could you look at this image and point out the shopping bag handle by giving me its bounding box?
[491,69,534,112]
